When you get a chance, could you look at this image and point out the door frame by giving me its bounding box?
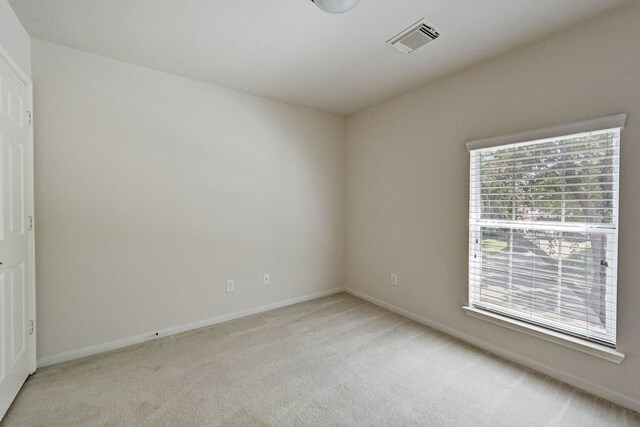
[0,43,36,374]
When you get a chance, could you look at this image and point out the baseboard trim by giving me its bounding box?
[344,288,640,414]
[38,287,346,368]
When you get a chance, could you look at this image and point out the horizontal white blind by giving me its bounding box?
[469,127,621,346]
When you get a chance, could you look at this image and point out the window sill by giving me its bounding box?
[462,306,625,364]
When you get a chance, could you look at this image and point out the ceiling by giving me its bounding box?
[9,0,632,115]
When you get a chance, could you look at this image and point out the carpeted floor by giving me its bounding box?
[2,293,639,426]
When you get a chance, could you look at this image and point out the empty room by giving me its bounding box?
[1,0,639,425]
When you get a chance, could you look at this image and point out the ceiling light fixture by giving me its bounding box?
[311,0,361,14]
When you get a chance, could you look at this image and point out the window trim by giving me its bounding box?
[462,305,625,363]
[465,114,627,360]
[465,113,627,151]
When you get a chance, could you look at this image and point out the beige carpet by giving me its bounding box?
[2,293,639,426]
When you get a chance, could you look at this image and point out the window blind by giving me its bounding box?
[468,118,624,346]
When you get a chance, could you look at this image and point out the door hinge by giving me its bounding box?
[27,110,32,126]
[29,320,35,335]
[28,216,34,230]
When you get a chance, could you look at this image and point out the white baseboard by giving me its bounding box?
[38,287,346,368]
[345,288,640,414]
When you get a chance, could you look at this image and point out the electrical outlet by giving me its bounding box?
[263,273,271,285]
[226,279,235,293]
[391,274,399,286]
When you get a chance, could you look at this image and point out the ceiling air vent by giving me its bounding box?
[387,19,441,53]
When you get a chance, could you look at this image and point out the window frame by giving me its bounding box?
[463,114,626,362]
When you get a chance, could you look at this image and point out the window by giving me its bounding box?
[466,115,626,348]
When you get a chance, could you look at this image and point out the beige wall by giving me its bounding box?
[0,0,30,76]
[32,40,347,363]
[347,3,640,410]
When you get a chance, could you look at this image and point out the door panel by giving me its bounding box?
[0,54,33,421]
[0,272,5,384]
[10,263,25,364]
[9,140,24,235]
[6,86,23,129]
[0,133,3,241]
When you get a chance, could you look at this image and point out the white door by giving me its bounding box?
[0,52,35,420]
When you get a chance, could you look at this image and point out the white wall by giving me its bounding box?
[0,0,31,76]
[32,40,347,363]
[347,2,640,411]
[0,0,30,76]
